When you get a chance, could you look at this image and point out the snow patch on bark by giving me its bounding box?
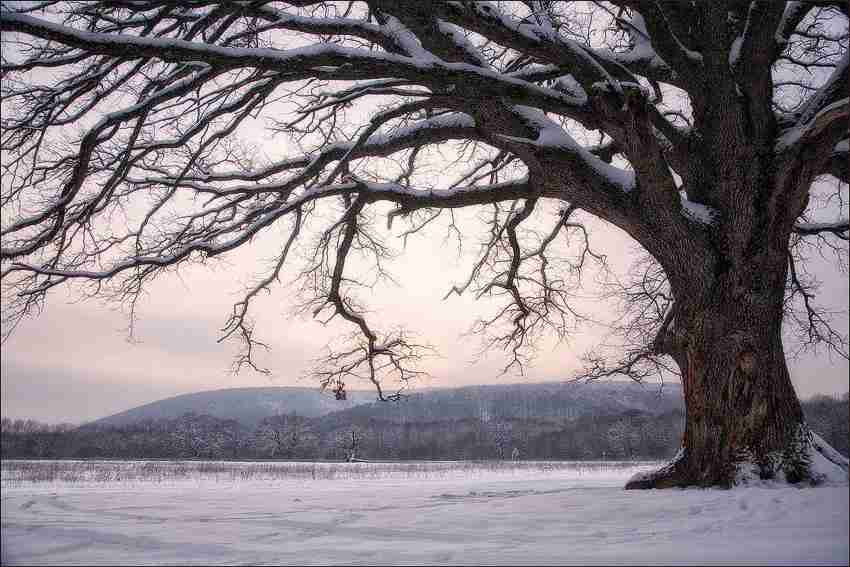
[498,106,635,193]
[729,35,743,68]
[679,192,718,225]
[735,428,849,487]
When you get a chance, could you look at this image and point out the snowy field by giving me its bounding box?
[2,460,848,566]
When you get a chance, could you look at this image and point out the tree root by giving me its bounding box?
[625,430,849,490]
[625,448,688,489]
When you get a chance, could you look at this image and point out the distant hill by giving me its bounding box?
[318,381,683,427]
[90,387,375,429]
[91,381,683,430]
[6,385,845,462]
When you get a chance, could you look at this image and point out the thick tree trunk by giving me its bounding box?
[618,95,850,488]
[627,252,820,488]
[676,324,805,486]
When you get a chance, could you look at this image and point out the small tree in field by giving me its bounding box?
[339,427,361,462]
[255,413,310,458]
[1,1,847,487]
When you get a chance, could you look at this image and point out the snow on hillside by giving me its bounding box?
[2,460,847,566]
[90,387,374,428]
[89,381,684,429]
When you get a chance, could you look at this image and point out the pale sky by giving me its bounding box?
[2,208,847,424]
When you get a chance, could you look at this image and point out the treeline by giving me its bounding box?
[0,411,684,460]
[2,394,846,461]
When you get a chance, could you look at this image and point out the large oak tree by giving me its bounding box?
[1,1,848,487]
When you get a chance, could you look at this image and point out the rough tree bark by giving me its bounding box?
[631,247,808,487]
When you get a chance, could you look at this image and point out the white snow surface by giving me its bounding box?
[2,460,847,566]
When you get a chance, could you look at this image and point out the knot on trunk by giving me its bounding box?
[737,350,757,376]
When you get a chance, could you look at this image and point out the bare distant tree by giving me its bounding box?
[488,418,513,459]
[1,1,847,487]
[255,413,309,458]
[607,417,639,459]
[340,427,361,462]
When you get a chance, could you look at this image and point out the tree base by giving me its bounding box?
[625,430,849,490]
[625,448,689,489]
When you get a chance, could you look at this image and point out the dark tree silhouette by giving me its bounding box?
[1,1,847,486]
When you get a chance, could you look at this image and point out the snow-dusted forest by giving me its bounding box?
[3,388,846,462]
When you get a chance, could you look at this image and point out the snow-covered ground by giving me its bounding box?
[2,460,847,566]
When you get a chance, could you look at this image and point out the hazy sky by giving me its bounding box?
[2,207,847,424]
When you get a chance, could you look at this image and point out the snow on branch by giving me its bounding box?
[824,140,850,183]
[0,10,593,120]
[776,97,849,153]
[621,2,703,80]
[438,1,634,97]
[792,52,849,131]
[593,9,676,86]
[496,106,636,193]
[793,220,850,240]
